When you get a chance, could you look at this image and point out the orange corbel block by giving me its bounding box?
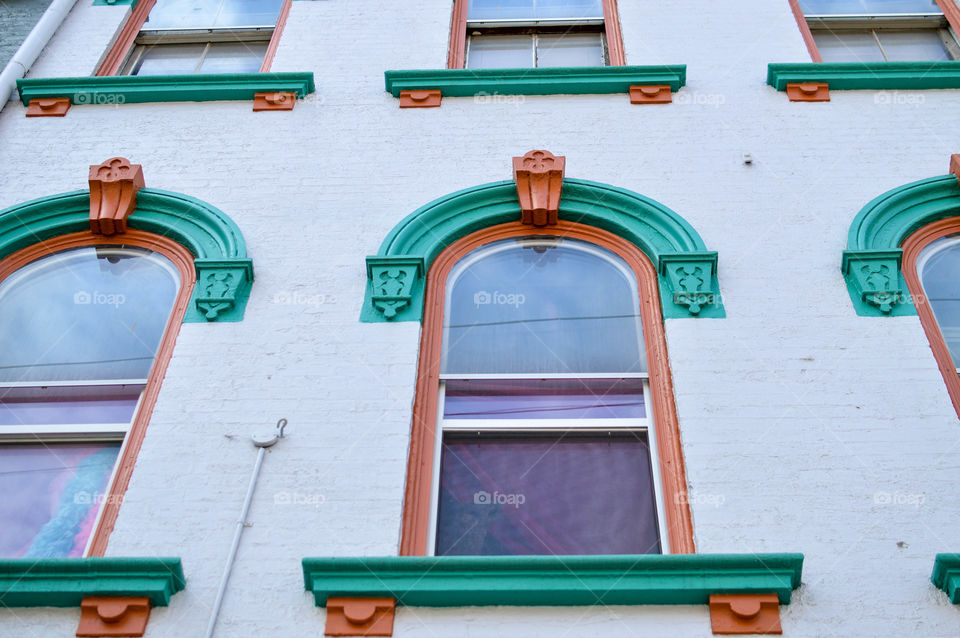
[88,157,145,236]
[950,154,960,181]
[709,594,782,635]
[325,597,396,636]
[26,97,71,117]
[629,85,672,104]
[398,90,441,108]
[785,82,830,102]
[253,91,296,111]
[513,149,565,227]
[76,597,151,637]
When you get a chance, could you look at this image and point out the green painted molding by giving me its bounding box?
[767,62,960,91]
[17,72,315,106]
[302,554,803,607]
[384,65,686,98]
[92,0,137,6]
[361,179,723,322]
[0,188,254,322]
[842,174,960,316]
[0,557,185,607]
[933,554,960,603]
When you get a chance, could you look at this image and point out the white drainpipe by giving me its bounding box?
[0,0,81,113]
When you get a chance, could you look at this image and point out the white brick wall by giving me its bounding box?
[1,1,960,636]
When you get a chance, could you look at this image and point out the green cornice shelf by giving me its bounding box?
[841,174,960,316]
[361,179,723,322]
[0,557,185,607]
[0,188,254,322]
[933,554,960,603]
[384,65,687,97]
[92,0,137,5]
[16,72,315,106]
[302,554,803,607]
[767,62,960,91]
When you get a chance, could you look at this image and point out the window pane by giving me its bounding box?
[146,0,284,29]
[468,0,603,21]
[198,42,268,73]
[536,32,603,67]
[443,379,645,419]
[467,34,533,68]
[812,30,886,61]
[131,43,207,75]
[0,443,121,558]
[436,434,660,555]
[799,0,941,14]
[0,247,179,382]
[920,238,960,366]
[878,30,950,60]
[442,238,647,374]
[0,385,144,426]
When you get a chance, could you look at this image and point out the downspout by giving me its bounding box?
[0,0,80,113]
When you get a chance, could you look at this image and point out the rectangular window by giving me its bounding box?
[796,0,960,61]
[449,0,625,68]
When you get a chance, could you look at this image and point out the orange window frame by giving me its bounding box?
[903,218,960,418]
[788,0,960,62]
[446,0,626,68]
[0,230,196,556]
[95,0,294,76]
[399,220,695,557]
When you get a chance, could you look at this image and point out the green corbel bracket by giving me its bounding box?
[933,554,960,603]
[841,249,911,316]
[659,252,722,317]
[185,258,255,323]
[364,256,424,321]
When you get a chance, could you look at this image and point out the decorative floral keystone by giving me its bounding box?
[842,249,904,314]
[88,157,145,236]
[659,252,720,316]
[366,256,424,320]
[193,259,254,321]
[513,149,565,227]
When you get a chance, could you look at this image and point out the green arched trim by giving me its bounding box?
[361,179,724,322]
[0,188,254,322]
[842,175,960,317]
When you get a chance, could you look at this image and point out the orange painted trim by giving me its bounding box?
[398,90,442,108]
[629,85,672,104]
[325,597,396,636]
[937,0,960,37]
[399,221,695,556]
[786,82,830,101]
[902,216,960,418]
[602,0,626,66]
[259,0,293,73]
[25,97,71,117]
[253,91,296,110]
[787,0,823,63]
[77,596,151,637]
[0,230,195,557]
[709,594,782,635]
[95,0,156,77]
[447,0,469,69]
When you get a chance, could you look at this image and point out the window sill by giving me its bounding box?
[301,554,803,607]
[767,61,960,91]
[0,557,185,607]
[384,65,686,98]
[933,554,960,603]
[16,72,315,106]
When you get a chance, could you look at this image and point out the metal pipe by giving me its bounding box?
[204,419,286,638]
[0,0,81,113]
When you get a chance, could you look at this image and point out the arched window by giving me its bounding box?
[0,233,193,558]
[401,221,696,556]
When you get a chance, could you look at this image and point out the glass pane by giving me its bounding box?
[468,0,603,20]
[198,42,268,73]
[442,238,647,374]
[813,30,886,61]
[920,238,960,366]
[467,35,533,68]
[878,30,950,60]
[536,32,604,67]
[443,379,645,419]
[146,0,284,29]
[0,247,179,383]
[0,443,121,558]
[436,434,660,555]
[799,0,941,14]
[0,385,144,426]
[132,43,206,75]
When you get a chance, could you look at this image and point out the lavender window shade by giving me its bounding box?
[436,435,660,556]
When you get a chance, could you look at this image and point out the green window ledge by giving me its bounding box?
[302,554,803,607]
[17,72,315,106]
[0,558,185,607]
[384,65,686,98]
[92,0,138,5]
[0,188,255,322]
[361,179,724,323]
[933,554,960,603]
[841,174,960,317]
[768,62,960,91]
